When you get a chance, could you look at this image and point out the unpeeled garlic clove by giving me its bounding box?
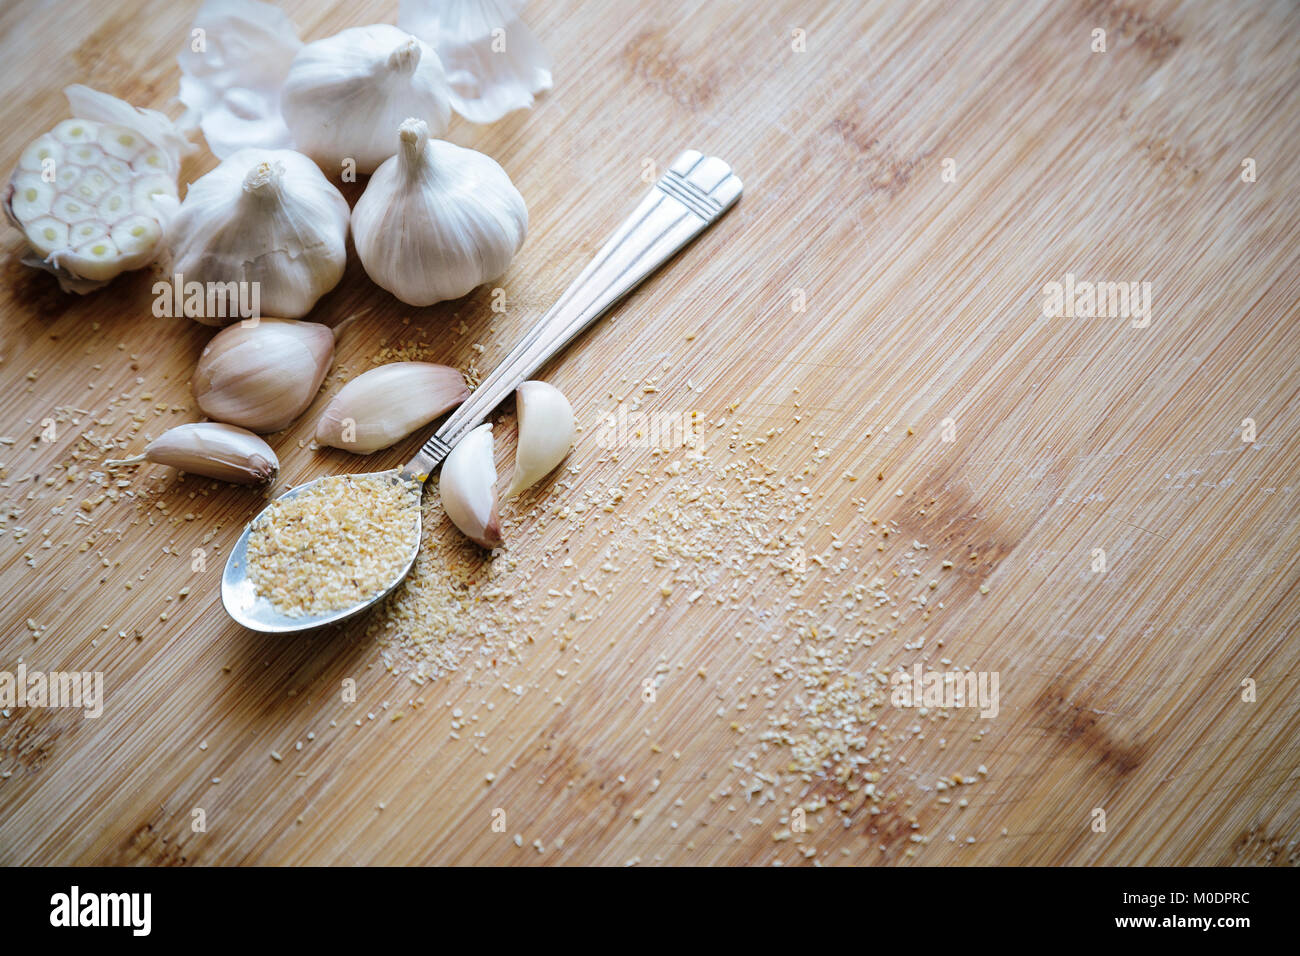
[315,361,469,454]
[281,24,452,175]
[351,117,526,306]
[439,422,502,548]
[107,422,278,485]
[505,380,574,498]
[192,318,334,433]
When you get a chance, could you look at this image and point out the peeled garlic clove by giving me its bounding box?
[168,149,350,322]
[5,87,190,293]
[439,422,502,548]
[505,380,574,498]
[397,0,552,124]
[178,0,302,158]
[193,318,334,433]
[107,422,278,485]
[351,117,527,307]
[282,25,451,175]
[315,361,469,454]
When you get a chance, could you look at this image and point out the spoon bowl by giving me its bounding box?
[221,470,423,633]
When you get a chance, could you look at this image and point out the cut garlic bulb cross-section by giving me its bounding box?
[5,86,190,295]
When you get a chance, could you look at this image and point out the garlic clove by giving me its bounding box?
[351,117,527,306]
[397,0,553,124]
[193,318,334,433]
[282,25,452,175]
[178,0,302,158]
[315,361,470,454]
[107,422,279,485]
[439,422,502,548]
[505,380,574,498]
[168,149,350,322]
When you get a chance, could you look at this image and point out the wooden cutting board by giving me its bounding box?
[1,0,1297,866]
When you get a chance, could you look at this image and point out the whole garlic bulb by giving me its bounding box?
[193,318,334,433]
[352,117,526,307]
[281,25,452,175]
[169,148,349,323]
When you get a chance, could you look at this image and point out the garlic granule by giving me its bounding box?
[247,471,421,617]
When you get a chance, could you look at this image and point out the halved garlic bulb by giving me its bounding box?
[397,0,553,123]
[351,117,527,306]
[282,25,452,175]
[315,361,469,454]
[505,380,573,498]
[192,318,334,433]
[106,422,279,485]
[4,86,190,293]
[439,422,502,548]
[168,148,350,322]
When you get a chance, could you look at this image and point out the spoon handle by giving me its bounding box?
[402,149,742,479]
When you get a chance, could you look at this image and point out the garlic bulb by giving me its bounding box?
[107,422,278,485]
[169,149,349,323]
[316,362,469,453]
[352,118,526,306]
[281,25,451,175]
[178,0,302,157]
[5,85,192,293]
[397,0,553,123]
[505,380,574,498]
[193,318,334,433]
[439,422,502,548]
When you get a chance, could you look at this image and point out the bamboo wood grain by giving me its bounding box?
[0,0,1297,865]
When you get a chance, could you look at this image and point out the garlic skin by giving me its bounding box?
[282,25,451,175]
[193,318,334,433]
[439,422,502,548]
[169,149,349,323]
[397,0,552,123]
[351,117,526,306]
[107,422,278,485]
[505,380,574,498]
[178,0,302,157]
[315,362,469,453]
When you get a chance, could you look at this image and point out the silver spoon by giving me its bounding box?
[222,150,742,633]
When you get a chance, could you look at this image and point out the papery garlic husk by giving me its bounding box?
[439,422,502,548]
[505,380,573,498]
[315,361,470,453]
[193,318,334,433]
[107,422,278,485]
[178,0,302,158]
[169,149,349,323]
[397,0,553,124]
[5,85,193,293]
[282,25,451,175]
[351,117,526,306]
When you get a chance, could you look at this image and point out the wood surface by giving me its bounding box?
[0,0,1297,866]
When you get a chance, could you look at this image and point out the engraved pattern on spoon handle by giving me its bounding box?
[403,150,742,478]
